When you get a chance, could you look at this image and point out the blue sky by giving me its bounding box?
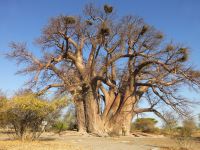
[0,0,200,124]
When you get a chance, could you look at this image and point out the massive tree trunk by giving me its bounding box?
[74,99,86,133]
[83,87,105,136]
[74,83,138,136]
[105,112,134,136]
[104,94,136,136]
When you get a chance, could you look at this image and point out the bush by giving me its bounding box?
[63,104,77,131]
[132,118,158,133]
[0,93,67,140]
[49,101,77,134]
[52,120,68,134]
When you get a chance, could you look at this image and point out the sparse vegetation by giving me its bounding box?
[0,2,200,150]
[161,111,178,136]
[165,118,197,150]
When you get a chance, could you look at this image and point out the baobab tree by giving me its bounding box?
[8,4,200,136]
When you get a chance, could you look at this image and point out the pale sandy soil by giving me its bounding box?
[0,131,200,150]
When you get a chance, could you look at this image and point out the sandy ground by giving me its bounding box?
[0,131,200,150]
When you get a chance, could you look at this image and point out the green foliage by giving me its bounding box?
[51,103,77,134]
[63,104,77,130]
[52,120,68,134]
[0,93,67,140]
[132,118,158,133]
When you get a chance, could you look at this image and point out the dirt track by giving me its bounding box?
[0,131,200,150]
[39,131,200,150]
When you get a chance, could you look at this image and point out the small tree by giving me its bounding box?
[0,93,67,140]
[132,118,158,133]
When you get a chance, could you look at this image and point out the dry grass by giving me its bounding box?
[156,137,198,150]
[0,141,83,150]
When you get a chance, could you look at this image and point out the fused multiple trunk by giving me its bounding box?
[74,86,137,135]
[8,4,200,136]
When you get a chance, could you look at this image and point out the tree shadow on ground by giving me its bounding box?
[194,137,200,143]
[38,137,57,141]
[145,145,175,150]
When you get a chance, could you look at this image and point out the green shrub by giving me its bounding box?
[132,118,158,133]
[51,103,77,134]
[63,104,77,130]
[162,111,178,136]
[52,120,68,134]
